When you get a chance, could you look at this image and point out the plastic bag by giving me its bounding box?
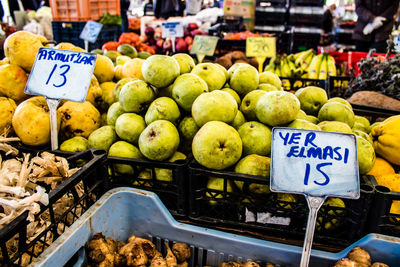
[23,19,44,36]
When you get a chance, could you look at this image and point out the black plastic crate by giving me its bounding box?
[280,77,326,92]
[291,32,321,53]
[107,156,190,217]
[290,0,324,7]
[367,174,400,238]
[327,76,400,122]
[0,148,108,266]
[188,160,374,247]
[52,21,121,51]
[288,7,324,26]
[255,6,288,25]
[257,0,288,7]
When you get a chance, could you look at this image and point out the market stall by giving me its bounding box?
[0,0,400,266]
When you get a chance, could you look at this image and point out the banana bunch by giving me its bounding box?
[307,53,337,80]
[264,50,337,81]
[264,49,315,78]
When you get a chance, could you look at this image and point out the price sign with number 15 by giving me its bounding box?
[270,127,359,267]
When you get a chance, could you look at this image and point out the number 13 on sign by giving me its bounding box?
[25,48,97,150]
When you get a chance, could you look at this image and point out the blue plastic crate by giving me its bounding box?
[31,188,400,267]
[52,21,121,51]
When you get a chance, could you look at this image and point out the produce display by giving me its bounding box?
[0,136,83,265]
[85,232,388,267]
[344,54,400,111]
[1,29,400,265]
[333,246,388,267]
[85,232,277,267]
[264,49,337,80]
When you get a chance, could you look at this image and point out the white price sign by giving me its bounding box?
[79,20,103,43]
[25,48,97,102]
[161,22,184,38]
[270,128,360,198]
[270,127,360,267]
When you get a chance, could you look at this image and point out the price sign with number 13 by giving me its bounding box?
[25,48,97,150]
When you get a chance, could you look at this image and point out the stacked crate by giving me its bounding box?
[49,0,121,50]
[288,0,324,52]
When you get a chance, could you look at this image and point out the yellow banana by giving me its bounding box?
[281,57,291,77]
[307,54,324,79]
[288,58,296,77]
[275,63,282,77]
[295,49,313,67]
[302,51,315,71]
[264,63,275,72]
[327,55,337,77]
[318,54,328,80]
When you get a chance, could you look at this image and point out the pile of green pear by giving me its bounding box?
[59,54,375,196]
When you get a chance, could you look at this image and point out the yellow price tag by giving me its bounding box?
[246,37,276,58]
[190,36,219,57]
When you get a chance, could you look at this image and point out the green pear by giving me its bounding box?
[305,115,319,124]
[119,80,155,113]
[318,102,355,127]
[138,120,180,161]
[354,115,370,129]
[115,113,146,144]
[353,130,373,145]
[192,121,242,170]
[155,151,187,182]
[191,63,226,91]
[178,116,199,141]
[240,90,267,121]
[88,125,117,152]
[112,78,137,102]
[327,97,352,110]
[206,177,235,205]
[134,169,153,187]
[107,102,125,125]
[227,63,247,80]
[192,90,238,127]
[142,55,180,88]
[288,119,321,131]
[145,97,181,125]
[255,91,300,126]
[257,83,281,92]
[295,110,308,120]
[215,63,229,81]
[172,53,195,74]
[109,141,143,175]
[221,88,241,106]
[352,122,368,132]
[229,64,259,95]
[60,136,88,152]
[356,135,376,174]
[295,86,328,116]
[238,121,271,156]
[318,121,353,134]
[234,154,270,195]
[172,73,208,111]
[258,71,282,89]
[232,110,246,130]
